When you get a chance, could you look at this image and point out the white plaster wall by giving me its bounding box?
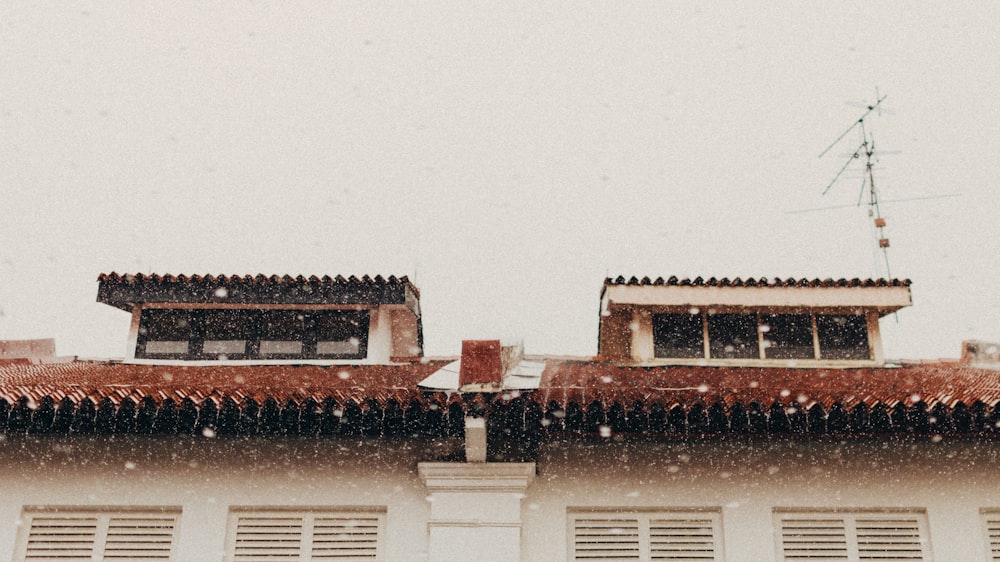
[522,438,1000,561]
[2,435,998,561]
[0,436,459,562]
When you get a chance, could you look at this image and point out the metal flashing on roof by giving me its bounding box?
[417,358,546,391]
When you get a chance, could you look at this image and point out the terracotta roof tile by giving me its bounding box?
[1,358,998,437]
[0,360,449,408]
[97,272,421,310]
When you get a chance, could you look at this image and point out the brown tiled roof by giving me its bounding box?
[97,273,420,311]
[1,359,997,438]
[99,272,416,288]
[604,276,911,287]
[0,359,448,409]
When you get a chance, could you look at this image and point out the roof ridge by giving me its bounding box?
[98,272,415,286]
[604,276,911,287]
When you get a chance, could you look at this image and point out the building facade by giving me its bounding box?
[1,274,999,561]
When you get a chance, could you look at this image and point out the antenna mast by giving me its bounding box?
[819,93,893,279]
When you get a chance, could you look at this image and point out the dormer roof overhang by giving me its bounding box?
[97,273,421,316]
[601,276,911,317]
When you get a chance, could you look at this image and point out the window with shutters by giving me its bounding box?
[983,509,1000,562]
[14,506,180,561]
[226,507,386,562]
[567,508,723,561]
[775,510,931,562]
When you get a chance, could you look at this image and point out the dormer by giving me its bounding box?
[599,276,911,367]
[97,273,423,364]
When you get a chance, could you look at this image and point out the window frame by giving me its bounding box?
[225,506,386,562]
[14,505,181,562]
[567,507,724,562]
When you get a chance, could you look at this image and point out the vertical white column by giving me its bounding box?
[630,309,654,362]
[366,306,392,363]
[418,463,535,562]
[126,306,142,360]
[464,417,487,463]
[867,310,884,364]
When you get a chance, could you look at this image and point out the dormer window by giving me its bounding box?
[136,309,370,360]
[651,311,871,361]
[600,277,911,366]
[98,274,423,364]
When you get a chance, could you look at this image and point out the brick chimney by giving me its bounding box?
[459,340,503,387]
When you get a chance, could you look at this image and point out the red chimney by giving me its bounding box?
[459,340,503,387]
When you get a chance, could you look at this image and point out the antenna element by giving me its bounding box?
[819,93,893,278]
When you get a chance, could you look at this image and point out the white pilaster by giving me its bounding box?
[464,417,487,463]
[630,308,654,362]
[418,462,535,562]
[366,306,393,363]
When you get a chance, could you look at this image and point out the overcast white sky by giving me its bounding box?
[1,2,998,361]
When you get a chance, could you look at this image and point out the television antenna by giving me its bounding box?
[818,92,894,279]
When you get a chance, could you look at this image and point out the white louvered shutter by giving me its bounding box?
[854,517,925,560]
[777,512,930,562]
[572,516,642,561]
[648,516,721,561]
[982,512,1000,562]
[232,515,303,561]
[229,510,385,562]
[19,510,178,561]
[779,517,849,561]
[570,511,723,562]
[311,515,382,560]
[23,515,99,561]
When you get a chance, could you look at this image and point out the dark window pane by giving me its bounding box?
[257,311,306,356]
[707,313,759,359]
[314,311,369,359]
[205,310,248,339]
[653,313,704,358]
[762,314,815,359]
[137,309,191,356]
[204,310,249,357]
[817,314,870,360]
